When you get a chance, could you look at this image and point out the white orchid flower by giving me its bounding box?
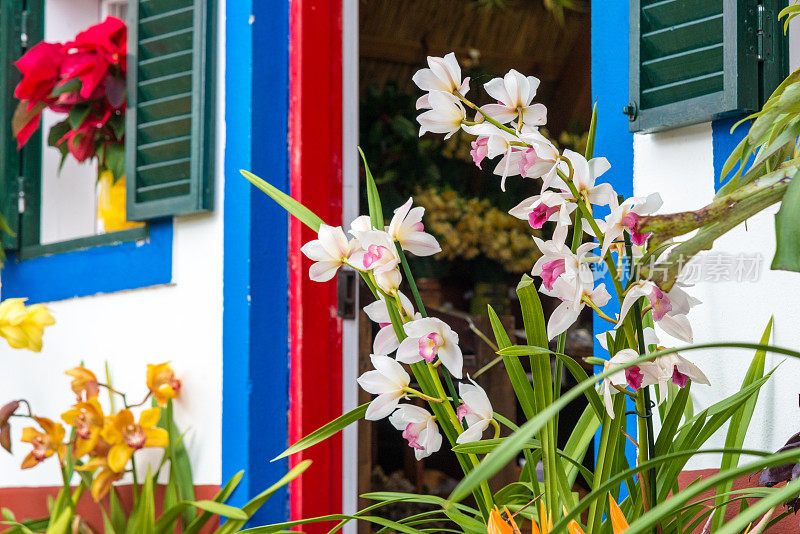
[654,351,710,389]
[417,91,466,139]
[363,292,418,355]
[412,52,470,109]
[547,149,616,207]
[388,198,441,257]
[357,355,411,420]
[531,224,596,292]
[617,280,699,343]
[601,193,663,258]
[389,404,442,460]
[456,379,494,444]
[349,215,372,235]
[349,230,402,293]
[599,348,660,417]
[300,224,357,282]
[396,317,463,378]
[481,69,547,126]
[544,276,611,340]
[509,190,576,230]
[491,128,560,190]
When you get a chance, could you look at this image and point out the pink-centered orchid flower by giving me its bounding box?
[599,348,660,417]
[491,128,560,190]
[396,317,463,378]
[417,91,466,139]
[617,280,699,343]
[350,230,402,293]
[389,404,442,460]
[357,355,411,420]
[462,121,521,190]
[654,352,710,390]
[544,276,611,340]
[480,69,547,126]
[300,224,357,282]
[470,137,489,168]
[456,379,494,444]
[363,292,418,355]
[388,198,441,257]
[547,149,615,207]
[531,224,596,292]
[601,193,663,258]
[412,53,470,109]
[509,190,576,230]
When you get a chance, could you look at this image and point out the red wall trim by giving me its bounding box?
[289,0,344,526]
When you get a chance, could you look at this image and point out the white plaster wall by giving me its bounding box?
[0,0,226,486]
[632,21,800,470]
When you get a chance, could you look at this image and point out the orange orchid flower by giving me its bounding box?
[61,398,105,457]
[76,456,123,501]
[65,366,99,400]
[20,417,65,469]
[101,408,168,473]
[146,362,181,406]
[487,506,519,534]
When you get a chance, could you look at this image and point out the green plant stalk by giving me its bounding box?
[394,242,460,407]
[586,393,625,533]
[625,225,658,532]
[365,272,493,516]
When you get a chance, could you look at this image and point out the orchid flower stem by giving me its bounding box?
[403,387,444,403]
[582,298,618,324]
[624,223,658,533]
[491,418,501,439]
[394,241,462,408]
[455,92,521,137]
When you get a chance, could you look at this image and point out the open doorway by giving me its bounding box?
[344,0,592,528]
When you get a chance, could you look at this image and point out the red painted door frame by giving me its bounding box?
[289,0,344,526]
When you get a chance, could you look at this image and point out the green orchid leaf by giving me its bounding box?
[241,170,324,232]
[272,403,368,461]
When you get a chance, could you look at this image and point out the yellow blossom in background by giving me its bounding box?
[101,408,168,473]
[414,187,542,273]
[76,456,123,501]
[20,417,65,469]
[0,298,55,352]
[65,366,100,400]
[96,171,144,233]
[61,398,105,457]
[146,362,181,406]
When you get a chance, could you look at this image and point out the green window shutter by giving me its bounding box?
[126,0,216,221]
[629,0,788,133]
[0,0,43,250]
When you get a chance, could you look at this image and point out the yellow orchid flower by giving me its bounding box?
[76,456,123,501]
[96,171,143,233]
[146,362,181,406]
[608,494,630,533]
[20,417,65,469]
[65,366,100,400]
[61,398,105,457]
[101,408,168,473]
[0,298,54,352]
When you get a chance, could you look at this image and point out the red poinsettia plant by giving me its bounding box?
[12,16,127,180]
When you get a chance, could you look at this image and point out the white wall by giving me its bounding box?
[632,21,800,470]
[0,0,226,487]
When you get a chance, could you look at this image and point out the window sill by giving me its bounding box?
[19,226,149,260]
[1,219,173,304]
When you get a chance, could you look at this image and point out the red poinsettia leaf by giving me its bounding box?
[11,100,45,149]
[14,41,65,108]
[0,423,10,454]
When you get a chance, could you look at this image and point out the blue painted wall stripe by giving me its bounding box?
[591,0,638,488]
[222,0,290,522]
[712,116,749,193]
[1,220,172,303]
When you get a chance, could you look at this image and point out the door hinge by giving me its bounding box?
[337,270,357,319]
[757,4,765,61]
[16,176,26,214]
[20,9,29,47]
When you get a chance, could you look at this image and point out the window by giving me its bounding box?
[0,0,215,260]
[628,0,788,133]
